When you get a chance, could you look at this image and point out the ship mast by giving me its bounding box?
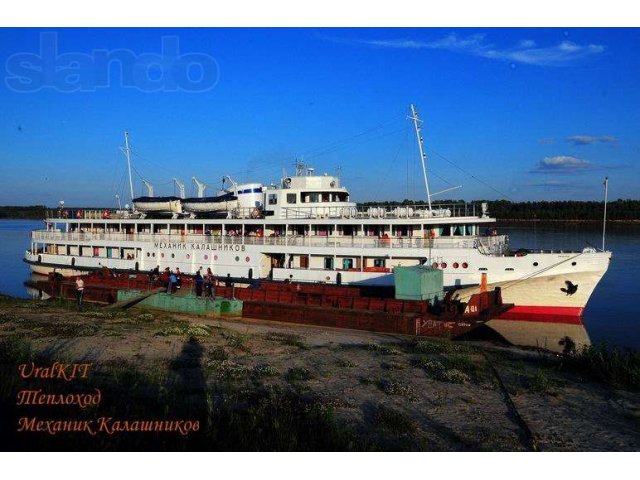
[123,131,134,209]
[409,104,432,211]
[602,177,609,251]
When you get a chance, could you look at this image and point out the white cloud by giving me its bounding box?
[532,155,593,173]
[347,33,605,67]
[567,135,618,145]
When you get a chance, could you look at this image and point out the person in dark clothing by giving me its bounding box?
[194,270,204,297]
[168,271,177,294]
[175,268,182,290]
[204,268,213,298]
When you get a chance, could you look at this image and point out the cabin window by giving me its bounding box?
[309,193,319,203]
[324,257,334,269]
[322,193,330,202]
[286,193,297,204]
[268,194,277,205]
[342,258,354,270]
[300,256,309,269]
[505,268,514,271]
[374,258,385,268]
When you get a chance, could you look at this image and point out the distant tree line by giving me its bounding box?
[358,199,640,221]
[0,205,47,219]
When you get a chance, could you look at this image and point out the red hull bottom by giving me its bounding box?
[497,305,584,325]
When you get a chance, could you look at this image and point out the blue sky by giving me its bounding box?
[0,27,638,207]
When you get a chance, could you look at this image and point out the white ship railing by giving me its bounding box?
[31,230,508,251]
[278,203,476,220]
[44,202,483,221]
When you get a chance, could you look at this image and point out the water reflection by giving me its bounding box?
[483,318,590,353]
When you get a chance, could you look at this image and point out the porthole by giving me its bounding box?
[441,262,447,269]
[146,252,150,257]
[152,253,155,257]
[171,253,175,259]
[432,262,439,268]
[571,262,577,266]
[204,255,209,260]
[533,262,539,267]
[214,255,218,261]
[161,253,164,258]
[245,256,250,262]
[462,262,468,269]
[186,254,190,259]
[453,262,459,269]
[505,268,514,271]
[235,256,240,262]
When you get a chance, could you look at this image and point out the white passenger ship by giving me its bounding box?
[24,106,612,318]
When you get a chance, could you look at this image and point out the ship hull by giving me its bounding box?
[24,245,610,322]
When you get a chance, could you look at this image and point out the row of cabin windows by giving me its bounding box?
[267,192,350,206]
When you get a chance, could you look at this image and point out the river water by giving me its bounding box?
[1,219,638,350]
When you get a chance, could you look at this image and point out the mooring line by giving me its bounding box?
[481,350,540,452]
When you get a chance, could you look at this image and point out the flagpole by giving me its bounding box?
[602,177,608,251]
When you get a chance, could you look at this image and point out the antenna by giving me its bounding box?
[142,180,154,197]
[409,104,432,211]
[120,131,135,208]
[192,177,207,197]
[173,178,185,199]
[602,177,609,251]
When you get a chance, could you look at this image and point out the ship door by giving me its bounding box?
[270,254,285,268]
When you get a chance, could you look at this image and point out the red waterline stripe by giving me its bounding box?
[497,305,584,325]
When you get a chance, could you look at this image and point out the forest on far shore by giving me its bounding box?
[1,200,639,221]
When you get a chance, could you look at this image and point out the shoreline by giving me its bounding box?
[1,296,638,451]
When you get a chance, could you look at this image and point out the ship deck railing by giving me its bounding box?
[45,202,485,221]
[31,229,509,251]
[278,202,480,220]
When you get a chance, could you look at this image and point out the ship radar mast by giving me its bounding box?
[120,131,135,210]
[409,104,433,211]
[408,105,462,211]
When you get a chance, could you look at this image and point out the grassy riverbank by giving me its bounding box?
[1,295,639,451]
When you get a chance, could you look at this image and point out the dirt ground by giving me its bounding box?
[1,297,639,451]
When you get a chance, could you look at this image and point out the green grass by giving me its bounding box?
[377,379,416,398]
[526,369,554,395]
[285,367,314,382]
[373,404,416,434]
[265,332,308,349]
[562,343,640,391]
[366,342,401,355]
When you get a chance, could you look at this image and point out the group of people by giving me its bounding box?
[194,268,216,298]
[150,265,216,297]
